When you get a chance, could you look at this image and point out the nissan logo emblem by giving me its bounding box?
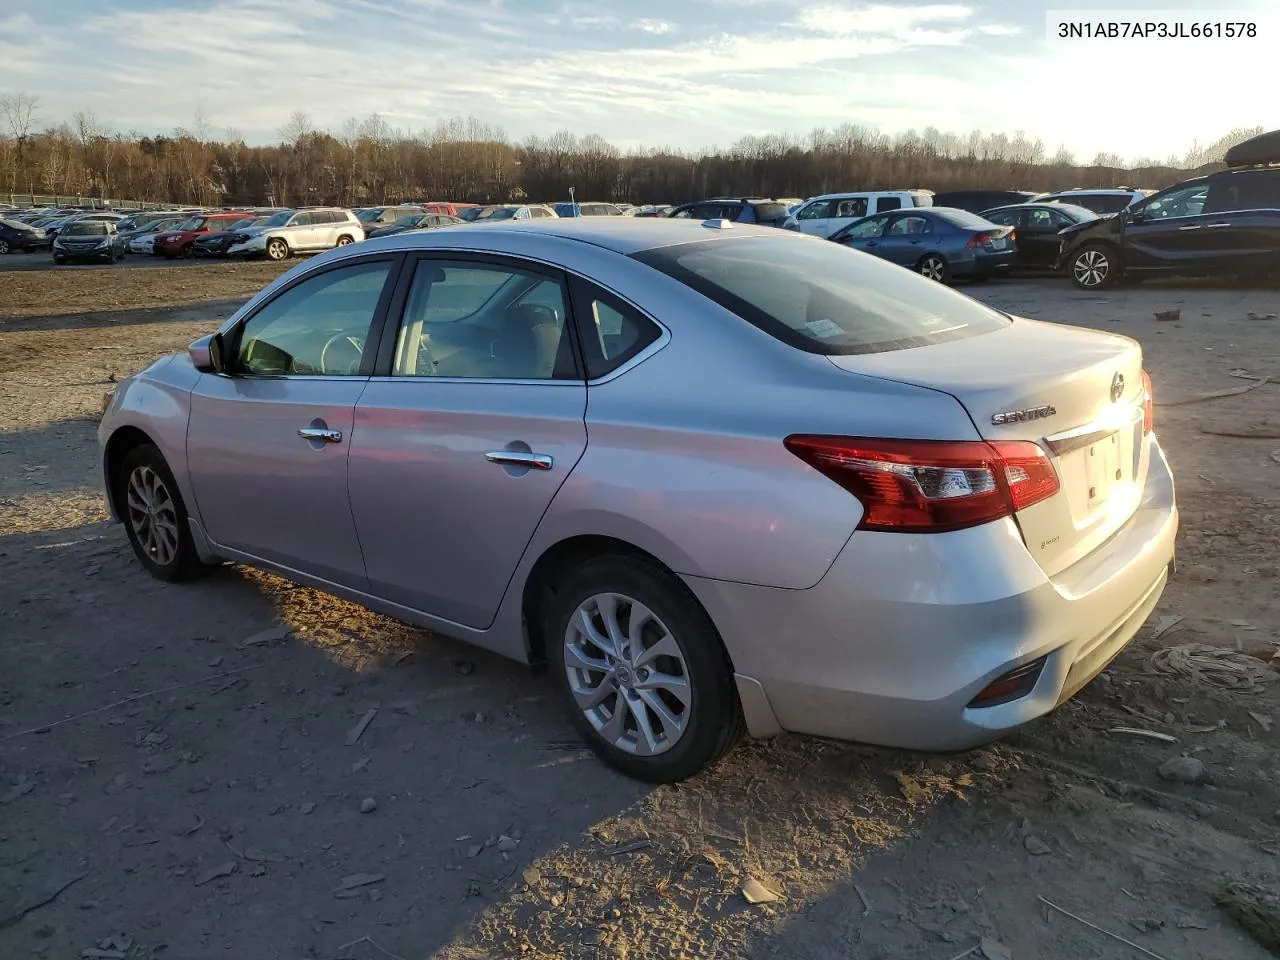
[1111,372,1125,403]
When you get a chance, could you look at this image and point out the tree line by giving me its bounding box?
[0,93,1262,207]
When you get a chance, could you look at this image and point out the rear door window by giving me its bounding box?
[833,197,868,218]
[875,196,902,212]
[632,235,1010,356]
[569,278,662,379]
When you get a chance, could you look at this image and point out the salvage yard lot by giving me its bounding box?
[1,260,1278,959]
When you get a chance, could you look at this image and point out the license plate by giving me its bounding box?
[1085,432,1123,510]
[989,237,1008,250]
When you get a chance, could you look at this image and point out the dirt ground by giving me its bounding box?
[1,259,1278,960]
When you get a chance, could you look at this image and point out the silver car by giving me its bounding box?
[99,219,1178,783]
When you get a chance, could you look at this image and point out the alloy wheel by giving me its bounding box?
[267,239,287,261]
[1073,249,1110,288]
[919,256,946,281]
[126,465,180,567]
[0,239,9,255]
[563,592,692,756]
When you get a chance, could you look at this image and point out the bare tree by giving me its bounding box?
[278,110,313,147]
[0,90,40,191]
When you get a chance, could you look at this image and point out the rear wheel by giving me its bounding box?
[544,554,744,783]
[335,234,354,248]
[1069,243,1119,290]
[917,254,950,283]
[0,239,10,255]
[116,443,214,582]
[266,237,289,261]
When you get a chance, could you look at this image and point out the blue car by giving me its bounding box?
[827,207,1016,283]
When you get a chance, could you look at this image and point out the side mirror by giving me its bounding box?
[188,333,225,373]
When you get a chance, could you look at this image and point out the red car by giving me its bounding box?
[422,202,479,218]
[152,213,248,259]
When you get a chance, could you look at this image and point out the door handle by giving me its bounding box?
[298,427,343,443]
[1177,224,1201,231]
[486,451,553,470]
[1205,222,1231,228]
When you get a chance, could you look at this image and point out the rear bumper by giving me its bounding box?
[684,436,1179,748]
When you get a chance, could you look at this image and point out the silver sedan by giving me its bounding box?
[99,218,1178,783]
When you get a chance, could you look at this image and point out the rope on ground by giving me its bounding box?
[1146,643,1276,691]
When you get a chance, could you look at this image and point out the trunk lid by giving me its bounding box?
[828,317,1149,577]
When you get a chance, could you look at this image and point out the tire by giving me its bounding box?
[116,443,214,583]
[266,238,289,261]
[0,239,9,255]
[544,554,744,783]
[1069,243,1119,290]
[917,253,951,283]
[335,234,354,248]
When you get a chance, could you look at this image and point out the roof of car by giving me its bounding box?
[344,216,788,256]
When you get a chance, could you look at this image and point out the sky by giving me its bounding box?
[0,0,1275,161]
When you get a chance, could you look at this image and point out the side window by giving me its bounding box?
[844,216,888,239]
[834,197,868,218]
[876,196,903,212]
[886,215,929,236]
[1027,209,1057,229]
[391,259,575,380]
[570,278,661,379]
[1090,195,1132,213]
[671,206,697,219]
[234,260,393,377]
[1142,184,1209,219]
[796,200,833,221]
[532,207,554,219]
[984,210,1020,227]
[290,212,314,227]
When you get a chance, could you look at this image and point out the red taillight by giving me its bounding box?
[967,230,1011,249]
[1141,370,1153,435]
[783,436,1060,533]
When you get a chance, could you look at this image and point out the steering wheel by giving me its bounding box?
[319,334,365,375]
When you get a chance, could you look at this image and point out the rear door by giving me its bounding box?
[1012,207,1069,266]
[346,254,588,628]
[875,213,932,265]
[1196,170,1280,277]
[1123,181,1216,272]
[827,195,871,235]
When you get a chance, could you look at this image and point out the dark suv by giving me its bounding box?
[1058,145,1280,289]
[929,190,1036,213]
[667,198,792,227]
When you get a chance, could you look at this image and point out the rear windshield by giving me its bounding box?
[750,202,789,221]
[935,208,1001,229]
[63,222,110,236]
[631,235,1010,356]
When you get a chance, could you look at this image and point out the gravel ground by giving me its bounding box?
[1,261,1278,960]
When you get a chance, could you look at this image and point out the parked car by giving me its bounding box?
[227,208,364,261]
[1032,188,1153,215]
[930,190,1037,213]
[52,220,125,264]
[458,205,493,222]
[99,218,1175,783]
[365,213,463,238]
[828,207,1016,282]
[46,211,126,240]
[668,198,792,228]
[193,216,271,257]
[979,203,1098,269]
[1057,153,1280,289]
[783,191,934,236]
[118,217,186,253]
[0,217,50,253]
[420,202,479,218]
[154,213,250,259]
[473,204,559,221]
[553,202,626,218]
[633,205,674,218]
[356,205,426,235]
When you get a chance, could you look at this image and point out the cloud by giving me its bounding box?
[632,18,676,34]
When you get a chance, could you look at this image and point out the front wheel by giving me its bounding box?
[116,443,215,582]
[1069,243,1119,290]
[545,555,744,783]
[266,238,289,261]
[0,239,10,255]
[917,253,950,283]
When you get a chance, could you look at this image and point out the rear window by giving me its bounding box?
[631,235,1010,356]
[934,209,1001,229]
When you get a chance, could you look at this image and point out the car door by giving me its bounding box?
[311,210,339,247]
[875,213,932,265]
[1122,182,1214,271]
[346,254,588,628]
[1194,170,1280,277]
[793,199,834,236]
[185,256,401,588]
[870,195,903,216]
[827,195,871,236]
[833,214,890,255]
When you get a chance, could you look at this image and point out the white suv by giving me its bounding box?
[227,207,363,261]
[784,190,933,237]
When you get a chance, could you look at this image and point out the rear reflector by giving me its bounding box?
[783,436,1060,533]
[969,657,1047,708]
